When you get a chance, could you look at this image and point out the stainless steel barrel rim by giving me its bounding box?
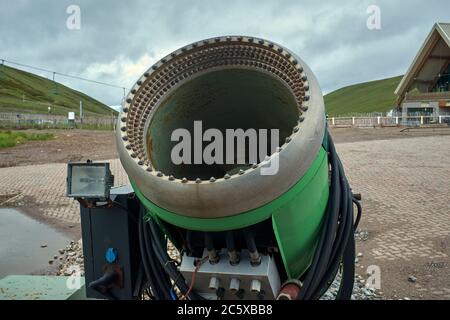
[117,35,325,218]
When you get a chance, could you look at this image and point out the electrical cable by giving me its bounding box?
[137,213,205,300]
[1,58,129,90]
[138,208,163,300]
[147,218,205,300]
[181,256,208,300]
[297,130,361,300]
[142,216,172,299]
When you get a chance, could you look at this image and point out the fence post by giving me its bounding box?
[377,116,381,126]
[439,116,442,124]
[332,117,335,126]
[395,116,399,125]
[420,116,424,125]
[352,117,355,126]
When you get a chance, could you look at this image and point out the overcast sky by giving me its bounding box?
[1,0,449,108]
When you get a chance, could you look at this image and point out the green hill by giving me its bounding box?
[324,76,403,116]
[0,64,116,116]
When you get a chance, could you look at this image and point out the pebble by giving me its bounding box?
[41,244,47,248]
[408,275,417,283]
[354,229,369,241]
[321,271,382,300]
[56,239,85,277]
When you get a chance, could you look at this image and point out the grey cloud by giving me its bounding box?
[1,0,449,105]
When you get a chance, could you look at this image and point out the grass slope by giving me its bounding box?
[0,130,53,149]
[0,65,116,116]
[324,76,403,116]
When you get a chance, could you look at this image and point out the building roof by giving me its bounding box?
[395,23,450,104]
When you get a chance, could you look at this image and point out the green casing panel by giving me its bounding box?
[132,147,329,278]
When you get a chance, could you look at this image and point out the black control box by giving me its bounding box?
[79,185,141,300]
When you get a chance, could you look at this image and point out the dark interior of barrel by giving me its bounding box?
[146,68,298,180]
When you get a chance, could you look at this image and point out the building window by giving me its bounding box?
[432,64,450,93]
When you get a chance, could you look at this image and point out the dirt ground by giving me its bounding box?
[1,127,450,167]
[0,129,118,168]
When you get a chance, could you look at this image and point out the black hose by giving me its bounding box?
[297,130,360,300]
[88,271,118,290]
[138,207,178,300]
[146,218,205,300]
[353,197,362,229]
[88,271,119,300]
[142,216,172,299]
[138,208,163,300]
[204,232,219,264]
[244,229,261,266]
[226,231,240,265]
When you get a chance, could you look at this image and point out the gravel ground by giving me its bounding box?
[320,273,381,300]
[55,239,84,277]
[56,237,382,300]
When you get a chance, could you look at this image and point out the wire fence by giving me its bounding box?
[327,115,450,128]
[2,112,450,131]
[0,112,117,130]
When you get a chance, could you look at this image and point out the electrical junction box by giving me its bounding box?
[79,185,142,300]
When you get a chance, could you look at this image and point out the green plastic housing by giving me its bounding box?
[132,146,329,278]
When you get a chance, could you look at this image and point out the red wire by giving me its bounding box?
[182,256,208,300]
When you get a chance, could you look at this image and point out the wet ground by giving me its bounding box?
[0,208,70,278]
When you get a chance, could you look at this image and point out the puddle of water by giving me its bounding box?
[0,208,70,278]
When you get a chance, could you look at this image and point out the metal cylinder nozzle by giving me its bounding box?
[117,36,326,218]
[249,251,262,267]
[226,231,240,266]
[244,230,261,266]
[228,250,240,266]
[204,232,220,264]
